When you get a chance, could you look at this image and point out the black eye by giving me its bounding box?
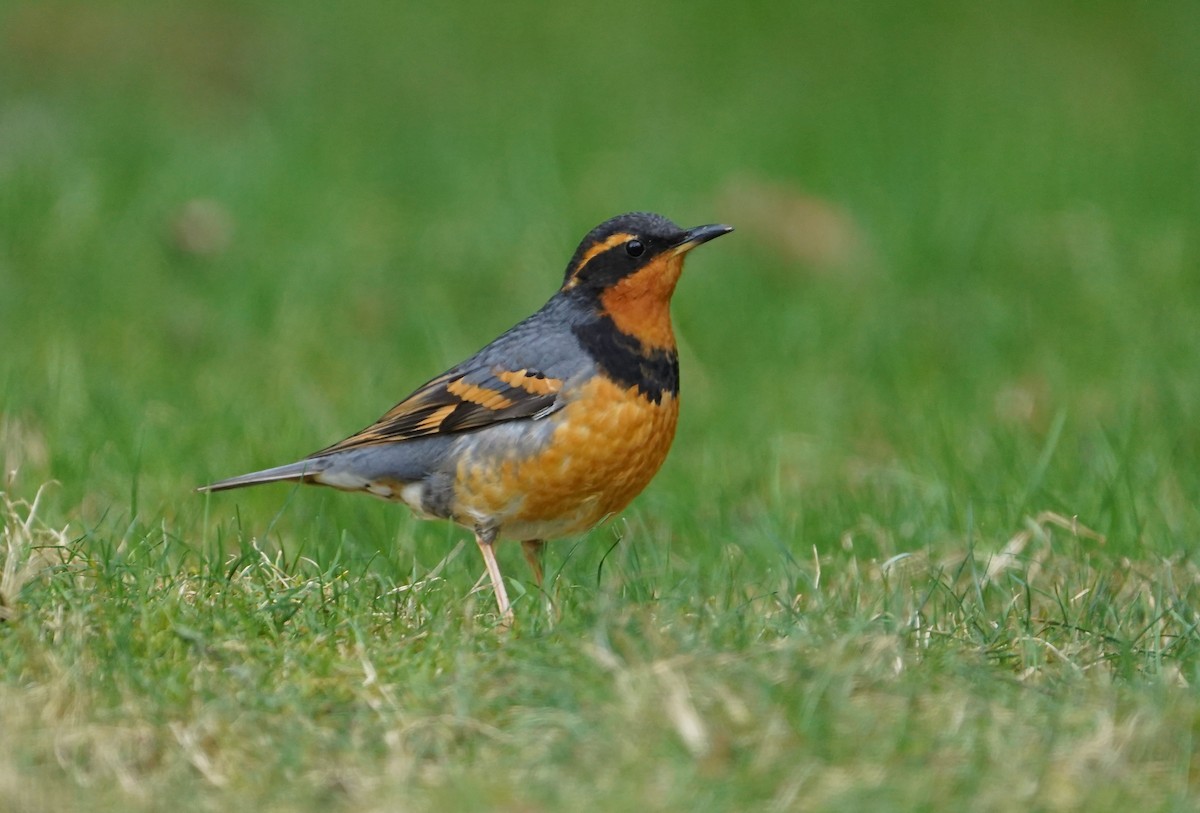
[625,239,645,257]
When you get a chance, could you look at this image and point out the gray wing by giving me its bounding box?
[199,298,593,494]
[312,296,592,455]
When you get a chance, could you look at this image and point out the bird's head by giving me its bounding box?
[561,212,732,348]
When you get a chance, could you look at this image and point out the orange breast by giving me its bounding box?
[452,376,679,539]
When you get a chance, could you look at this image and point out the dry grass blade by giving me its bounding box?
[984,511,1106,585]
[1,484,67,621]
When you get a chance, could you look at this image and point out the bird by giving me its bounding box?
[199,212,732,622]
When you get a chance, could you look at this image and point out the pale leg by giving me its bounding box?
[475,527,512,623]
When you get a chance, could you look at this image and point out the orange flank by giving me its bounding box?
[454,375,679,537]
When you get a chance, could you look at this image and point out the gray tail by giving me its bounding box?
[197,459,327,493]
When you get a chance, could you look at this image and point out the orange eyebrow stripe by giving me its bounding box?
[496,368,562,396]
[446,379,515,410]
[572,232,635,276]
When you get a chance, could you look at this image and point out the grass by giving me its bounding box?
[2,0,1200,809]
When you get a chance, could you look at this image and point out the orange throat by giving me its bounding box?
[598,254,684,350]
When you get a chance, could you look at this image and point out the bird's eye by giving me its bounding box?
[625,239,645,257]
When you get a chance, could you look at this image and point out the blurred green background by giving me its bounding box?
[4,0,1196,558]
[2,2,1200,808]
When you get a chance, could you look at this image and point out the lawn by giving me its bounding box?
[2,1,1199,810]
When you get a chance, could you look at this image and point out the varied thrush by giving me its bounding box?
[200,212,732,621]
